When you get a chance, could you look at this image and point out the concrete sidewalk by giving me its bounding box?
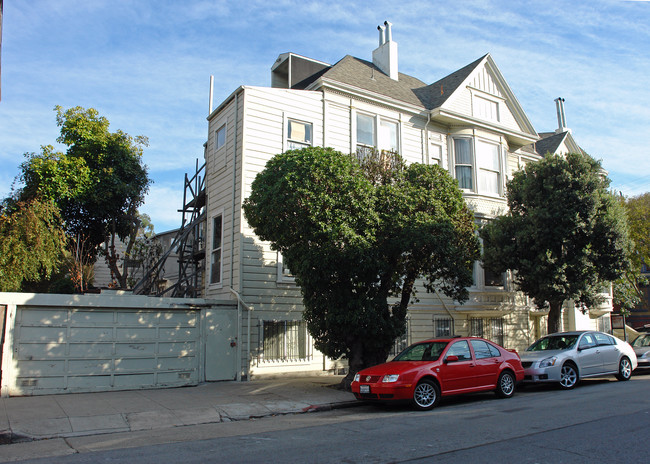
[0,375,357,445]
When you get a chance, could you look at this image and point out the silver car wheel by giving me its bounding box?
[496,371,515,398]
[413,380,439,410]
[559,364,578,389]
[616,357,632,381]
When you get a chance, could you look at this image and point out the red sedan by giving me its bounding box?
[351,336,524,410]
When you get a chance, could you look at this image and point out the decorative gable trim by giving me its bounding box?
[436,54,538,141]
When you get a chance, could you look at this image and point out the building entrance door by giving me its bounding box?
[204,308,238,381]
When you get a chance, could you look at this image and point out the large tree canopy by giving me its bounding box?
[10,106,151,289]
[481,152,631,334]
[243,147,479,386]
[614,192,650,312]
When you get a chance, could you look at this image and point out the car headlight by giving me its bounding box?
[382,374,399,383]
[642,352,650,359]
[539,356,557,368]
[353,373,360,382]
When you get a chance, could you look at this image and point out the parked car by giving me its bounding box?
[350,336,524,410]
[631,333,650,368]
[520,331,637,389]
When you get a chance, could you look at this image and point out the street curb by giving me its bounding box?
[0,400,364,445]
[302,400,363,413]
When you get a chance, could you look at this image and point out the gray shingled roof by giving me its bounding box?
[535,132,567,156]
[318,54,486,110]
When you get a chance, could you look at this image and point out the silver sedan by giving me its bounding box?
[631,333,650,368]
[520,331,638,389]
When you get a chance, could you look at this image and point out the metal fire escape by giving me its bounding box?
[133,159,206,298]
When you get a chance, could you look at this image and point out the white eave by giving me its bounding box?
[430,107,539,148]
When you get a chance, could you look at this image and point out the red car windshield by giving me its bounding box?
[392,341,449,362]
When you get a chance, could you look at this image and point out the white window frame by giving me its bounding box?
[452,137,473,190]
[428,140,443,167]
[353,110,400,160]
[475,139,502,196]
[276,252,295,284]
[209,213,223,287]
[451,136,504,197]
[473,93,501,122]
[285,117,313,151]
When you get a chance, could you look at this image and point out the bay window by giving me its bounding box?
[476,140,501,195]
[452,137,503,196]
[454,138,473,190]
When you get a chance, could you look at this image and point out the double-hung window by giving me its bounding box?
[476,140,501,195]
[454,138,473,190]
[379,120,399,152]
[356,113,375,159]
[453,137,503,195]
[210,215,223,285]
[356,112,399,160]
[287,119,312,150]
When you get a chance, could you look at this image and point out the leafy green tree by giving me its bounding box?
[12,106,151,288]
[0,198,67,292]
[243,147,479,386]
[481,152,631,334]
[614,193,650,312]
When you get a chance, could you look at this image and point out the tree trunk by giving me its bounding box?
[547,300,564,334]
[340,339,391,391]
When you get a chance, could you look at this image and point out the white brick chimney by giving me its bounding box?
[372,21,398,80]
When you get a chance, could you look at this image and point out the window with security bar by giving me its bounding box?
[260,320,312,362]
[434,316,454,337]
[469,317,504,346]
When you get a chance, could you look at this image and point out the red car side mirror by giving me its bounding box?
[444,355,459,363]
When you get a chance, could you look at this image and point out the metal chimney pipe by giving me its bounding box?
[555,97,566,131]
[209,75,214,114]
[377,25,385,45]
[384,21,393,42]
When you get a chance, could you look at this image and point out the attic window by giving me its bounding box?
[473,95,500,122]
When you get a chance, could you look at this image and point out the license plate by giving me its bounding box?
[360,385,370,394]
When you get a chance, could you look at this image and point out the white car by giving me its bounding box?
[520,331,637,389]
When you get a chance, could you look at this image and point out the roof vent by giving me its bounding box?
[372,21,398,81]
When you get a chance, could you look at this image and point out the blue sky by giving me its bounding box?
[1,0,649,232]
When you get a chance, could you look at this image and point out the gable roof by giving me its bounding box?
[413,55,486,110]
[536,131,585,155]
[313,54,486,112]
[306,52,538,146]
